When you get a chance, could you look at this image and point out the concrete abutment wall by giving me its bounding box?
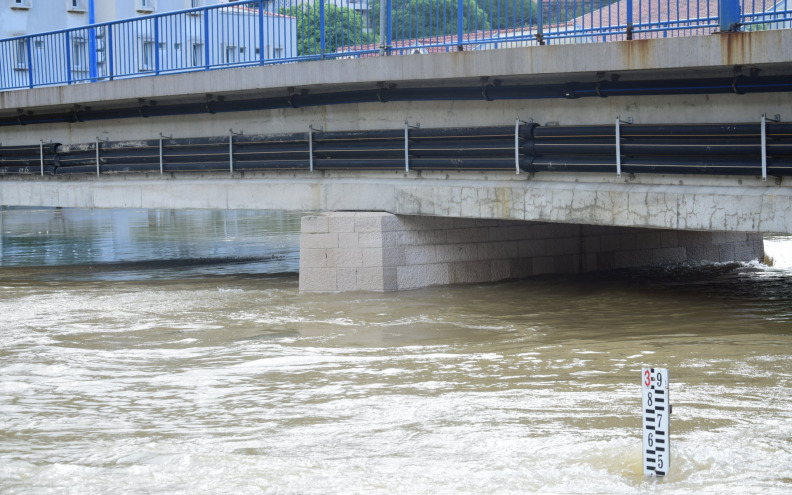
[299,212,764,292]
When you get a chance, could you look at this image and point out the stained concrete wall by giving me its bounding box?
[2,171,789,234]
[299,212,764,292]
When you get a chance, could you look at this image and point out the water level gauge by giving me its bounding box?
[642,367,670,476]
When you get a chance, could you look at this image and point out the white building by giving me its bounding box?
[1,0,297,89]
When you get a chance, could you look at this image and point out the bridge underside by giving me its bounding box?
[299,212,764,292]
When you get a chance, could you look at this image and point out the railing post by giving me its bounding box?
[379,0,389,55]
[25,37,34,89]
[66,31,73,85]
[319,0,326,58]
[258,0,265,65]
[204,8,210,70]
[719,0,741,32]
[107,25,114,80]
[457,0,464,50]
[626,0,634,40]
[536,0,544,45]
[386,0,392,55]
[154,16,160,75]
[89,0,97,81]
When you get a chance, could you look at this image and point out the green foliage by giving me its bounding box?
[475,0,538,29]
[370,0,491,40]
[282,3,374,56]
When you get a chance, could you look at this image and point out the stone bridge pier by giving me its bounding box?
[298,212,764,292]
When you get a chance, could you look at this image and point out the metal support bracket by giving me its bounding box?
[515,117,531,175]
[159,133,172,175]
[404,120,420,174]
[95,136,109,177]
[761,113,781,182]
[309,125,323,173]
[615,115,633,177]
[229,128,243,175]
[39,140,46,176]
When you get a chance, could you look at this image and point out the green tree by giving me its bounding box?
[370,0,491,41]
[282,3,374,56]
[475,0,538,29]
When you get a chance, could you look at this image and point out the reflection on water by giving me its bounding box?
[1,207,791,494]
[0,208,300,280]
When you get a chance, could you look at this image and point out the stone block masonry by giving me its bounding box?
[299,212,764,292]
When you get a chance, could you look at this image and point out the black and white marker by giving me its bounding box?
[642,367,670,477]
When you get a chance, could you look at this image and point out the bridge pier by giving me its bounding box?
[298,212,764,292]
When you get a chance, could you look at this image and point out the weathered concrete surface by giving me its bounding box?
[2,171,789,234]
[2,29,790,113]
[299,212,764,292]
[0,29,789,148]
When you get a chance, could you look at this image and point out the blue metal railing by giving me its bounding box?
[1,0,790,92]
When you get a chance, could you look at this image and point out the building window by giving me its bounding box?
[191,42,203,66]
[71,37,87,71]
[67,0,85,12]
[224,44,239,64]
[140,39,155,70]
[136,0,155,13]
[14,39,28,69]
[11,0,32,10]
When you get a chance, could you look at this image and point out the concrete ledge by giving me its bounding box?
[2,173,791,234]
[2,30,790,116]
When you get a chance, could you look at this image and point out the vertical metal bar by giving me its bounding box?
[515,117,521,175]
[309,126,314,173]
[537,0,544,44]
[204,8,210,70]
[108,23,114,80]
[404,121,410,174]
[229,130,234,175]
[159,134,164,175]
[379,0,388,55]
[258,0,265,64]
[626,0,634,39]
[66,32,73,85]
[386,0,392,55]
[615,116,622,177]
[40,140,44,176]
[719,0,741,31]
[89,0,97,81]
[761,113,768,181]
[154,16,161,75]
[457,0,464,50]
[95,138,101,177]
[26,38,34,89]
[319,0,326,58]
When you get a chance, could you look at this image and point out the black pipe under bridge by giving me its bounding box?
[1,121,791,178]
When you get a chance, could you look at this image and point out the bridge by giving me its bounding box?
[1,25,791,291]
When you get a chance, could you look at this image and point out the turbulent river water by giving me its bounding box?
[1,207,791,494]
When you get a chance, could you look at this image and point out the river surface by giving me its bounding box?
[1,207,791,494]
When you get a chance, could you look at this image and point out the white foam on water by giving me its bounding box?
[764,236,792,270]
